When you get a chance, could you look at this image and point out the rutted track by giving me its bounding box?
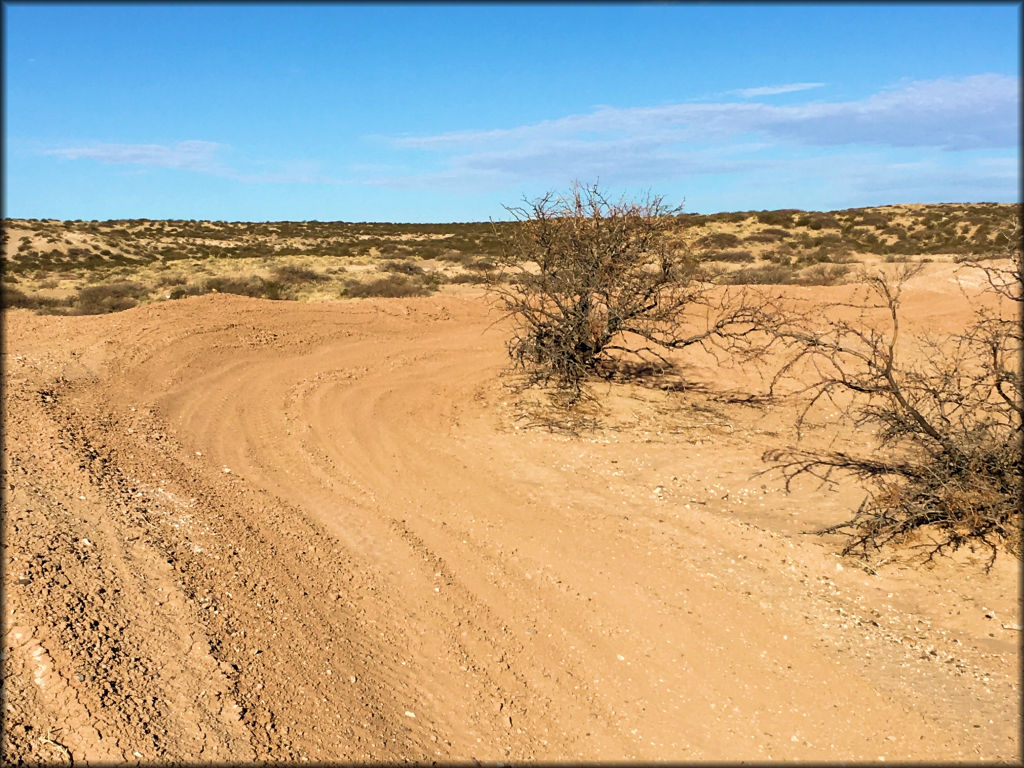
[3,291,1019,763]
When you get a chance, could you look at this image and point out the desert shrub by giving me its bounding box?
[760,259,1022,568]
[794,247,834,266]
[204,275,285,300]
[491,182,759,402]
[744,232,783,244]
[155,272,186,287]
[764,249,794,266]
[704,211,749,224]
[74,281,148,314]
[2,285,66,310]
[795,263,852,285]
[757,210,802,227]
[714,249,755,263]
[466,258,496,271]
[696,232,742,249]
[382,260,425,276]
[445,271,487,284]
[413,242,446,260]
[168,284,207,300]
[722,264,798,284]
[271,264,330,284]
[831,250,861,264]
[343,274,435,298]
[852,211,890,228]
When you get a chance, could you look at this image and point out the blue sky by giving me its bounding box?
[3,2,1020,222]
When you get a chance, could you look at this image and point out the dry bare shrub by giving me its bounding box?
[759,258,1021,568]
[491,182,761,403]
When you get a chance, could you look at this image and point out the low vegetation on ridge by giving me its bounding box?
[1,202,1019,315]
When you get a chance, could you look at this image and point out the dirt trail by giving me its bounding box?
[3,281,1019,763]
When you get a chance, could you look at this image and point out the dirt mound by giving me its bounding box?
[3,287,1019,762]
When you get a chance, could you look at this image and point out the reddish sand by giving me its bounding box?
[3,267,1019,763]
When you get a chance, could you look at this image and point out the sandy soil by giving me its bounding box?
[2,270,1019,763]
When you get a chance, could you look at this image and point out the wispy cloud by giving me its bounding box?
[393,75,1017,152]
[45,140,340,184]
[730,82,825,98]
[47,140,228,173]
[376,74,1018,191]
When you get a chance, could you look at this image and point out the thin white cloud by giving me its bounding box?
[375,74,1018,191]
[393,74,1017,153]
[47,140,227,173]
[45,140,341,184]
[730,82,825,98]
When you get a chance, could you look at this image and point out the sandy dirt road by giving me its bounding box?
[2,278,1019,763]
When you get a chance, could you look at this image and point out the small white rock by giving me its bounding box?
[405,711,416,718]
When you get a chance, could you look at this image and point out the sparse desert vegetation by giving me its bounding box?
[2,202,1018,315]
[482,188,1020,569]
[3,199,1020,764]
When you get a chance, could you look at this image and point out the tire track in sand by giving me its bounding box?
[144,296,1000,761]
[6,293,1017,762]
